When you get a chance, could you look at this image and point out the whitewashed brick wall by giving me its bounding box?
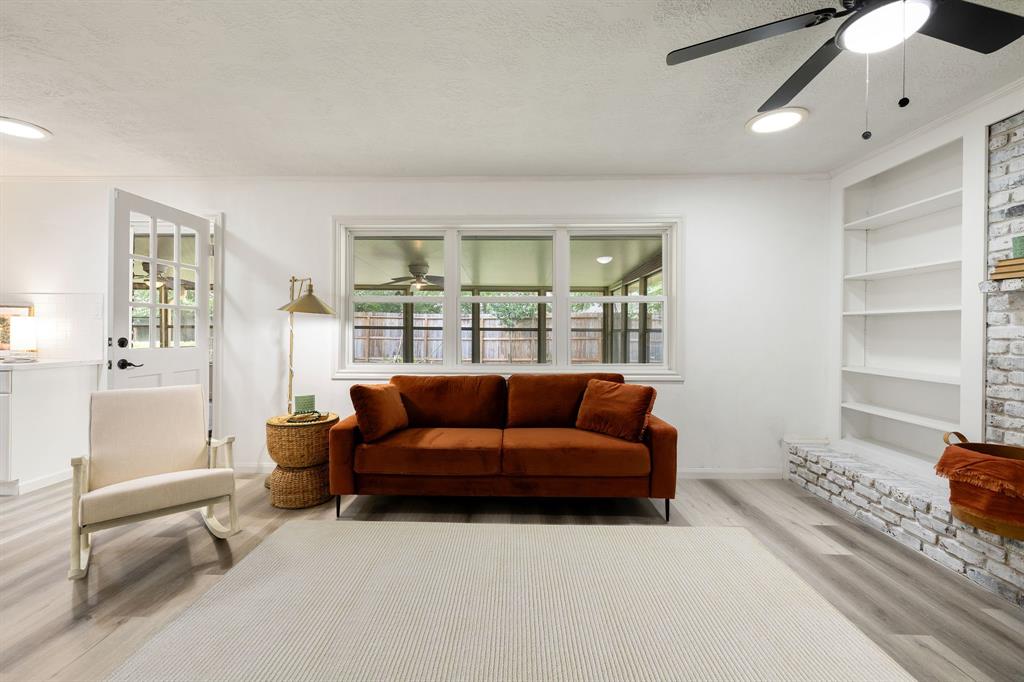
[787,443,1024,607]
[985,111,1024,445]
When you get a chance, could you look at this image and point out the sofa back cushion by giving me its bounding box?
[390,375,507,428]
[350,383,409,442]
[506,373,624,428]
[576,379,657,442]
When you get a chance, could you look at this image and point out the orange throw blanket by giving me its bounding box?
[935,443,1024,525]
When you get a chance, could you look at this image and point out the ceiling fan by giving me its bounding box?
[666,0,1024,113]
[377,263,443,289]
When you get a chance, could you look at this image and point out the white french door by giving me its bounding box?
[109,190,210,396]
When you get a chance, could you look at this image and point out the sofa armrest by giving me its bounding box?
[646,415,678,499]
[329,415,363,495]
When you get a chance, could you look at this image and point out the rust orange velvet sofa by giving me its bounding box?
[329,373,678,520]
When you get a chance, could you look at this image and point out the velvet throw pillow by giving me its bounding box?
[350,383,409,442]
[575,379,657,442]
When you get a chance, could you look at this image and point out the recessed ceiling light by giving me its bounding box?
[746,108,808,134]
[596,256,613,264]
[837,0,932,54]
[0,116,52,140]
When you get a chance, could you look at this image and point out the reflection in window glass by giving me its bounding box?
[353,236,444,296]
[130,307,150,348]
[460,302,551,364]
[131,259,151,303]
[352,301,444,364]
[460,236,552,289]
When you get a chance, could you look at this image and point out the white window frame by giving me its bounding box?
[332,217,683,382]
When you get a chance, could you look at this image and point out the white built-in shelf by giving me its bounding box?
[841,365,960,385]
[843,188,962,231]
[844,258,961,281]
[841,402,960,432]
[842,305,961,316]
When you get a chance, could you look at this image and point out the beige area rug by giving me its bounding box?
[109,521,911,681]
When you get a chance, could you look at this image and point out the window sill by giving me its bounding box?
[332,366,684,384]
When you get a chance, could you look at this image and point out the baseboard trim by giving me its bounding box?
[680,468,782,479]
[16,469,72,494]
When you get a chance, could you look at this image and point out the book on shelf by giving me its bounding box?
[991,266,1024,280]
[995,256,1024,268]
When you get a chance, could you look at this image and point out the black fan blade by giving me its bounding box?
[758,37,842,112]
[666,9,836,66]
[376,277,413,286]
[918,0,1024,54]
[425,275,444,285]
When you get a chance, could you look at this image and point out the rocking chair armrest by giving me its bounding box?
[209,436,236,469]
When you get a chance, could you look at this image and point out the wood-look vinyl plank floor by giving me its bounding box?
[0,476,1021,681]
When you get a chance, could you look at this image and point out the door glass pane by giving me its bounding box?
[130,213,151,257]
[460,236,552,289]
[130,306,150,348]
[180,309,196,347]
[626,302,640,329]
[154,308,174,348]
[180,268,197,306]
[569,235,662,296]
[156,264,177,305]
[156,220,176,261]
[131,259,152,303]
[353,236,444,297]
[180,225,198,266]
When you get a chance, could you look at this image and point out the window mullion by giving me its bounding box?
[553,228,570,366]
[442,228,460,368]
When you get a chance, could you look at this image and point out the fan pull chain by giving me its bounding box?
[862,53,872,140]
[899,0,910,108]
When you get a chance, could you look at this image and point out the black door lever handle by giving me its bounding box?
[116,359,144,370]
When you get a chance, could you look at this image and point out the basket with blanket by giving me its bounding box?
[935,432,1024,540]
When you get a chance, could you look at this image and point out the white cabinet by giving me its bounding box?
[0,361,100,495]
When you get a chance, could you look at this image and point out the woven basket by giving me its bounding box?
[269,463,330,509]
[938,432,1024,540]
[266,413,339,468]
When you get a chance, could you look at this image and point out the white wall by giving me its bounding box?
[1,175,830,476]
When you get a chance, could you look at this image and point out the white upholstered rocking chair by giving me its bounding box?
[68,384,239,580]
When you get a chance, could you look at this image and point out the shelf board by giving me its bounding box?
[842,305,961,316]
[841,402,959,432]
[844,259,961,281]
[843,188,962,231]
[841,366,960,385]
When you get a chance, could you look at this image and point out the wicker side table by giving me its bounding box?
[265,413,339,509]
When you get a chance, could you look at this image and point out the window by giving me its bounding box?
[339,223,673,373]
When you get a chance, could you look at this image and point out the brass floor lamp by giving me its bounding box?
[279,276,335,414]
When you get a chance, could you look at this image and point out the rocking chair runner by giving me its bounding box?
[68,385,240,580]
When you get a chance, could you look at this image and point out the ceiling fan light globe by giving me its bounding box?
[837,0,932,54]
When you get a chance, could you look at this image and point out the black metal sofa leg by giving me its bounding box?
[336,495,341,518]
[665,499,670,523]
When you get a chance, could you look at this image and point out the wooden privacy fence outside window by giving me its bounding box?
[353,312,611,364]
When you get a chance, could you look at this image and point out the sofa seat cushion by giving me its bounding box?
[502,428,650,477]
[80,468,235,526]
[355,428,502,476]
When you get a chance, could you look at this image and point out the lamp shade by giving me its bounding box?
[279,284,335,315]
[10,316,38,351]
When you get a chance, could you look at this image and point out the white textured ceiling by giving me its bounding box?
[1,0,1022,177]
